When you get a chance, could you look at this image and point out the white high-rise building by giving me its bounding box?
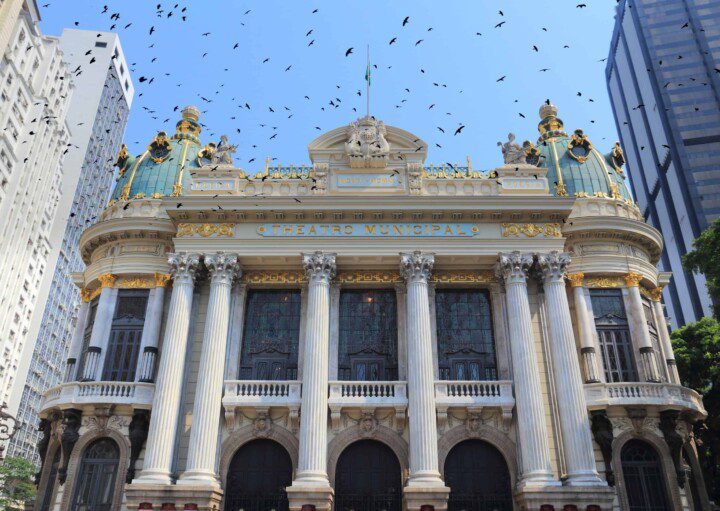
[0,1,73,413]
[6,29,133,462]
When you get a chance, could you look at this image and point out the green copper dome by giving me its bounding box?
[530,103,632,200]
[111,106,203,201]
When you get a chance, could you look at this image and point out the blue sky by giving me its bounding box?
[40,1,621,172]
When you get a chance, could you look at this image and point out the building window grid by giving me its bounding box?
[590,289,639,383]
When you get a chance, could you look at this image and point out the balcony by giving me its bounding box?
[328,381,408,431]
[40,381,155,415]
[434,380,515,428]
[222,380,302,430]
[584,382,706,419]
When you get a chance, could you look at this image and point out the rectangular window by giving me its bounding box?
[94,41,108,48]
[435,289,497,380]
[75,298,99,381]
[101,290,149,381]
[240,290,301,380]
[590,289,639,383]
[643,297,666,382]
[338,289,398,381]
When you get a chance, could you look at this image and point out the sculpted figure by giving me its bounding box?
[498,133,526,165]
[214,135,237,165]
[344,116,390,166]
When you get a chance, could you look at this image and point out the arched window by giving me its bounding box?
[444,440,512,511]
[39,448,60,511]
[225,439,293,511]
[71,438,120,511]
[621,440,671,511]
[435,289,497,380]
[335,440,402,511]
[338,289,398,381]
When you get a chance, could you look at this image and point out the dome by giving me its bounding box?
[111,106,203,201]
[531,103,632,201]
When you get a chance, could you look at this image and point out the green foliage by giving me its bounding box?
[0,456,36,510]
[683,217,720,318]
[672,317,720,502]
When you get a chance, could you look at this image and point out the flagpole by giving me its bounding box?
[366,44,370,117]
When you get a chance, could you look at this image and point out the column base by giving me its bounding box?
[403,484,450,511]
[286,482,334,511]
[132,468,174,486]
[514,485,615,511]
[177,469,220,487]
[564,471,607,487]
[125,483,223,511]
[516,472,562,490]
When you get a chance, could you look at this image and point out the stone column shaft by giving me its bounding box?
[135,253,199,485]
[400,251,445,486]
[539,254,603,486]
[651,291,680,384]
[82,274,118,381]
[567,273,602,383]
[181,253,239,485]
[65,299,90,382]
[625,273,661,382]
[497,252,557,487]
[135,275,169,382]
[294,252,335,484]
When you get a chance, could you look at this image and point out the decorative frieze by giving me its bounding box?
[336,270,402,284]
[98,273,117,288]
[430,270,495,284]
[585,276,625,288]
[566,272,585,287]
[177,222,235,238]
[241,270,307,285]
[501,222,562,238]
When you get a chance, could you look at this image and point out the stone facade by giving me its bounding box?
[34,105,710,511]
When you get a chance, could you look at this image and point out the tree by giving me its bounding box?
[0,456,36,510]
[683,217,720,318]
[672,317,720,502]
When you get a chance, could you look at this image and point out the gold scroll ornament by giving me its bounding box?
[177,223,235,238]
[501,223,562,238]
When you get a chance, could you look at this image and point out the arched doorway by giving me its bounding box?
[224,439,293,511]
[444,440,512,511]
[335,439,402,511]
[621,439,671,511]
[70,438,120,511]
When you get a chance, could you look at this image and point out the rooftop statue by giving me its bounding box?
[497,133,526,165]
[197,135,237,166]
[345,116,390,167]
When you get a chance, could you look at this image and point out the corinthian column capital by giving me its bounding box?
[204,252,240,285]
[400,251,434,283]
[495,251,533,284]
[537,251,571,284]
[168,252,201,285]
[302,251,336,284]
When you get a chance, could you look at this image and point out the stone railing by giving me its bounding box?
[328,381,408,431]
[40,381,155,414]
[584,382,706,418]
[434,380,515,428]
[222,380,302,431]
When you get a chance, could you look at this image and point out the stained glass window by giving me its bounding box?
[590,289,638,382]
[435,289,497,381]
[338,289,398,381]
[240,290,301,380]
[101,290,148,382]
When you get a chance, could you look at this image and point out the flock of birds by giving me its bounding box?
[37,0,718,187]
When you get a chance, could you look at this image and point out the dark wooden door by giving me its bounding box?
[71,439,119,511]
[444,440,512,511]
[335,440,402,511]
[225,439,293,511]
[622,440,671,511]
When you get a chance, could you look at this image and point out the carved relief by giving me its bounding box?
[501,223,562,238]
[59,409,82,484]
[177,223,235,238]
[345,116,390,167]
[253,411,272,437]
[311,162,328,194]
[126,410,150,483]
[591,411,615,486]
[359,411,379,437]
[660,411,690,488]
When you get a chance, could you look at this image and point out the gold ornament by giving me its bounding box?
[585,276,624,288]
[98,273,116,288]
[566,272,585,287]
[431,270,496,284]
[624,272,643,288]
[176,223,235,238]
[241,271,307,285]
[501,223,562,238]
[649,286,663,302]
[336,271,403,284]
[154,273,171,287]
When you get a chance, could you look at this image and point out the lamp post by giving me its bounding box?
[0,401,19,460]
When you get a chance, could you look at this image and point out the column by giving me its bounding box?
[287,252,335,511]
[64,296,90,382]
[134,253,200,485]
[135,273,171,383]
[496,252,557,487]
[538,253,604,486]
[650,287,680,384]
[399,252,446,487]
[180,253,239,485]
[81,273,118,381]
[567,272,602,383]
[624,273,661,382]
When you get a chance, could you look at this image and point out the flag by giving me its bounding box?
[365,60,371,86]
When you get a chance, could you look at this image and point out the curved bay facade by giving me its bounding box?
[34,104,709,511]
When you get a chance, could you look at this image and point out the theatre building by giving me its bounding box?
[34,104,710,511]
